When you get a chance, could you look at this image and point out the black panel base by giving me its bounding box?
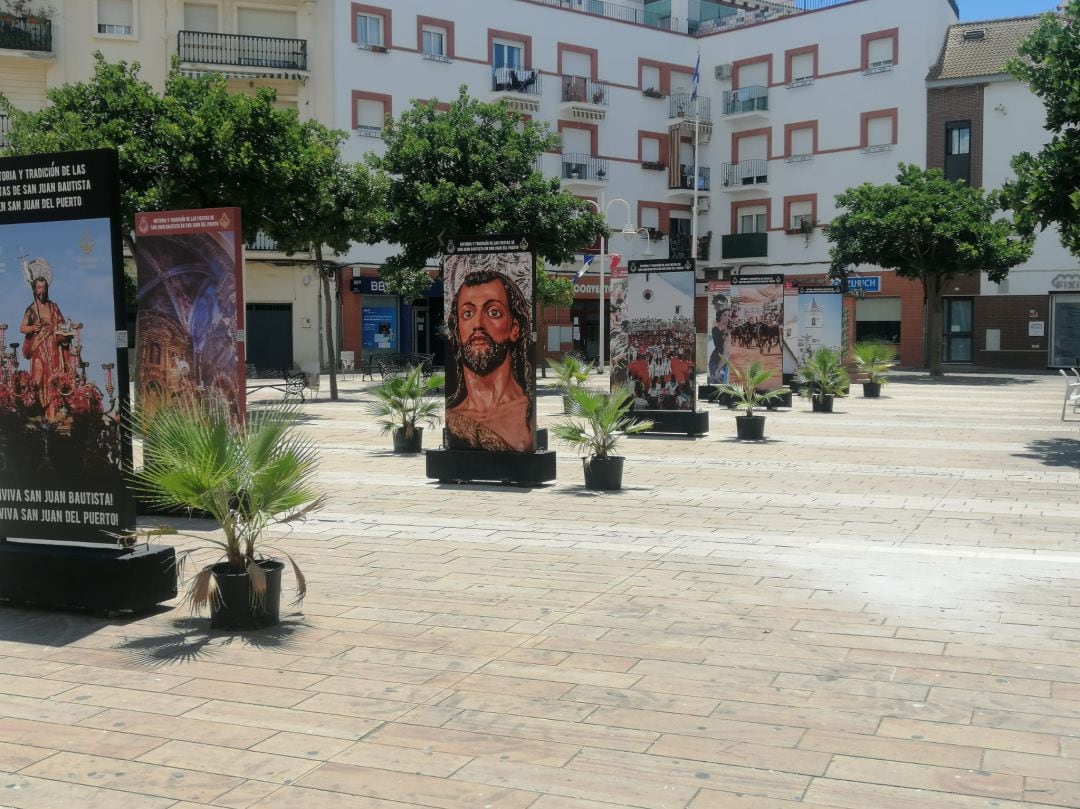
[699,386,792,409]
[633,409,709,436]
[0,542,177,615]
[426,449,557,485]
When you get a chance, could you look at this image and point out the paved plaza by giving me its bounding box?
[1,372,1080,808]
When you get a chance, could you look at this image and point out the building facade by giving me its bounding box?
[927,15,1080,370]
[334,0,958,369]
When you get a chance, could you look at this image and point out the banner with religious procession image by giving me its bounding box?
[135,207,245,421]
[795,284,844,366]
[615,258,697,411]
[442,235,535,453]
[706,279,732,385]
[728,274,785,388]
[0,149,134,543]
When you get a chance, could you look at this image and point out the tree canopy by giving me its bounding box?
[1002,3,1080,254]
[370,87,607,298]
[828,163,1031,374]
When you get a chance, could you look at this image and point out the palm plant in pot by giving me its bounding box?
[366,365,446,453]
[852,341,896,398]
[796,347,849,413]
[132,400,320,630]
[551,385,653,490]
[714,361,789,440]
[547,355,591,413]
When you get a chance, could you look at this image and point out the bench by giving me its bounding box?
[359,353,436,381]
[245,365,306,402]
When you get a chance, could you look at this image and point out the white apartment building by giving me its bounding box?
[334,0,958,369]
[0,0,331,371]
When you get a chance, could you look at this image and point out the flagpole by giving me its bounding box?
[690,50,700,262]
[599,191,606,374]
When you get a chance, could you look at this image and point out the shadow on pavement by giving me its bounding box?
[1015,438,1080,469]
[891,375,1041,386]
[114,616,311,668]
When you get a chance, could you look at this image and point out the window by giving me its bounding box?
[790,205,813,230]
[640,136,661,164]
[356,14,383,47]
[641,64,661,94]
[855,297,901,344]
[493,41,523,69]
[788,126,814,160]
[863,30,898,73]
[861,110,898,152]
[945,120,972,184]
[422,28,445,57]
[98,0,134,36]
[868,37,894,67]
[237,9,296,38]
[353,94,389,137]
[788,51,815,86]
[867,117,893,146]
[183,3,217,32]
[739,212,767,234]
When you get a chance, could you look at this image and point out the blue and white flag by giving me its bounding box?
[690,50,701,102]
[576,254,595,279]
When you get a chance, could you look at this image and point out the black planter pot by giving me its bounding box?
[735,415,766,441]
[863,382,882,398]
[583,456,624,490]
[392,427,423,453]
[811,394,835,413]
[210,559,284,630]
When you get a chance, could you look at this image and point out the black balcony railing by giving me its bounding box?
[561,75,610,106]
[530,0,679,32]
[177,30,308,71]
[671,164,710,192]
[0,14,51,52]
[723,86,768,115]
[722,233,768,259]
[720,159,768,188]
[247,232,279,252]
[492,66,542,95]
[669,93,711,122]
[669,233,692,260]
[562,153,608,183]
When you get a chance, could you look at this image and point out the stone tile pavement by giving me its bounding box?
[2,371,1080,808]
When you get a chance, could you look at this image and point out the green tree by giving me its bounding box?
[370,88,607,298]
[828,164,1031,376]
[1002,4,1080,254]
[266,121,384,400]
[535,260,575,377]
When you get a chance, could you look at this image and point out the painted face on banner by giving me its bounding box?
[456,278,521,375]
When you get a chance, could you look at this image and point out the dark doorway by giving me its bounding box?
[411,299,446,367]
[943,297,973,363]
[246,303,293,369]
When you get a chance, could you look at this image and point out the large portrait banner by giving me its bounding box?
[728,274,785,388]
[442,235,535,453]
[706,280,732,385]
[617,258,696,411]
[795,284,844,366]
[0,149,134,543]
[135,207,245,421]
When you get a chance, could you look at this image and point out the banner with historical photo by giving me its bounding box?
[729,274,785,388]
[442,235,535,453]
[135,207,245,421]
[794,285,844,366]
[0,149,134,543]
[706,280,732,385]
[617,258,696,411]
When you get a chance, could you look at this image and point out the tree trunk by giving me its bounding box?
[925,274,944,377]
[315,244,339,400]
[535,303,546,378]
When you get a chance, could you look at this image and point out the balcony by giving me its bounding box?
[0,14,52,54]
[720,159,769,193]
[722,232,768,260]
[177,31,308,75]
[247,232,279,252]
[723,86,768,120]
[560,75,610,121]
[668,164,710,199]
[491,66,542,113]
[561,153,609,189]
[669,93,712,142]
[530,0,680,32]
[669,233,692,261]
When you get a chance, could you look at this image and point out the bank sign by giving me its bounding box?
[833,276,880,294]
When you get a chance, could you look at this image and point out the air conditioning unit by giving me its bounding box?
[696,197,711,213]
[715,64,733,80]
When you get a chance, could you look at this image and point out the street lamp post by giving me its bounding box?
[585,193,636,373]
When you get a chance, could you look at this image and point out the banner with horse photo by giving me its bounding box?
[0,149,134,544]
[728,274,785,388]
[619,258,697,411]
[134,207,245,422]
[442,235,535,453]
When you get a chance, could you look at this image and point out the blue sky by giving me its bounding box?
[960,0,1060,20]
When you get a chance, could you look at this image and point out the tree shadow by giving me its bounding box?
[112,614,312,668]
[891,375,1041,387]
[1014,437,1080,469]
[0,603,174,646]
